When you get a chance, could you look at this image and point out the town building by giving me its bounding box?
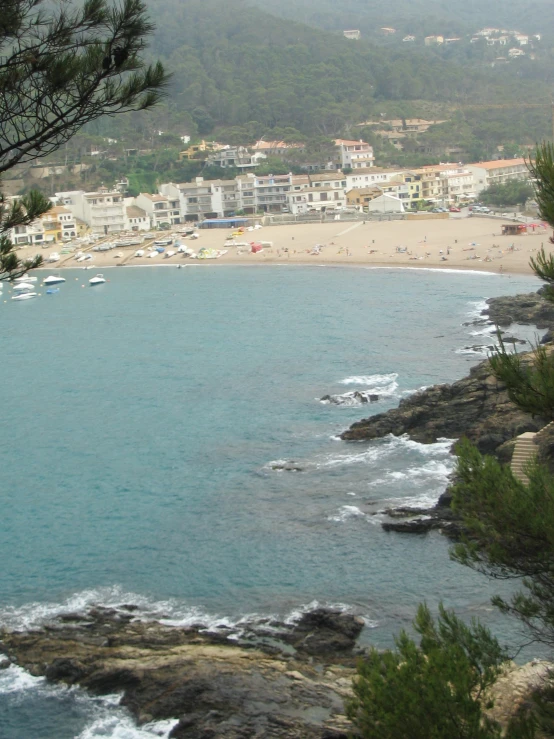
[56,187,126,234]
[123,201,151,231]
[287,172,347,214]
[334,139,374,169]
[466,158,529,194]
[206,146,266,170]
[135,193,181,227]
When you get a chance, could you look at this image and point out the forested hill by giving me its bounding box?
[139,0,533,137]
[250,0,554,40]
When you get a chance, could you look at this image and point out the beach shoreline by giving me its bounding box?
[22,217,549,277]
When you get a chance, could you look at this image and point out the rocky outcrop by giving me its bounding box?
[341,290,554,451]
[380,490,463,537]
[341,356,545,450]
[486,290,554,331]
[0,606,364,739]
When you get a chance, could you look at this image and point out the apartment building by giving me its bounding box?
[466,158,529,194]
[345,167,405,190]
[135,193,181,227]
[206,146,265,170]
[286,172,347,214]
[57,187,126,234]
[335,139,374,170]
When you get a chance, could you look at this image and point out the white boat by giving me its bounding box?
[148,251,159,258]
[48,252,60,262]
[14,275,38,282]
[12,282,35,292]
[164,250,176,258]
[134,249,145,257]
[12,292,37,300]
[89,274,106,286]
[43,275,66,285]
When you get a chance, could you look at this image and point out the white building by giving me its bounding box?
[56,187,125,234]
[335,139,374,170]
[123,200,151,231]
[135,193,181,228]
[345,167,404,190]
[206,146,266,170]
[343,30,361,40]
[467,159,530,194]
[287,173,347,214]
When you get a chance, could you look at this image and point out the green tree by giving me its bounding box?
[451,142,554,651]
[480,180,534,208]
[347,603,532,739]
[0,0,168,279]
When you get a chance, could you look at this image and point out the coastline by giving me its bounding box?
[22,217,548,277]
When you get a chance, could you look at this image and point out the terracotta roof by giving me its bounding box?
[140,193,168,202]
[47,205,71,215]
[126,206,146,218]
[469,158,526,169]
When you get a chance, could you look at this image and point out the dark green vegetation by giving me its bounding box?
[58,0,551,193]
[347,603,533,739]
[480,181,535,207]
[0,0,167,278]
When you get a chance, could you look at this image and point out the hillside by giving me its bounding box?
[135,0,537,137]
[249,0,554,40]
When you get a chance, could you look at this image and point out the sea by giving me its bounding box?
[0,264,545,738]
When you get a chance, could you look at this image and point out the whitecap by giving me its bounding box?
[77,715,178,739]
[339,373,398,387]
[318,434,454,470]
[328,505,366,522]
[0,664,45,695]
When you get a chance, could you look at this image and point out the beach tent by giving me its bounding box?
[251,243,263,253]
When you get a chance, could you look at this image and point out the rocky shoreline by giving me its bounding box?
[342,289,554,535]
[0,605,366,738]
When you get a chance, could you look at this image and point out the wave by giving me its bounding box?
[0,666,177,738]
[328,505,366,522]
[465,299,490,321]
[339,373,398,387]
[455,346,493,357]
[318,434,453,470]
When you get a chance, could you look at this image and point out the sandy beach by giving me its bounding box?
[22,215,551,276]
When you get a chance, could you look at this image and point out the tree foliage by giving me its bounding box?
[452,439,554,649]
[480,180,534,208]
[451,140,554,652]
[0,0,167,278]
[347,602,531,739]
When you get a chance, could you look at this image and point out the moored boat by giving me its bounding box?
[89,274,106,286]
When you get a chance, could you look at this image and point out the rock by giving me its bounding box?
[282,608,365,655]
[45,658,87,684]
[0,607,359,738]
[341,350,546,450]
[270,461,304,472]
[382,519,434,534]
[0,658,11,670]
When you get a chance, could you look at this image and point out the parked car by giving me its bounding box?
[449,206,461,212]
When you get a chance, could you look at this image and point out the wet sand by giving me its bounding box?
[22,217,550,276]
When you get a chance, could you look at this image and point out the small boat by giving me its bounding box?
[43,275,66,285]
[89,274,106,286]
[164,250,176,258]
[48,252,60,262]
[12,292,37,300]
[12,282,35,292]
[14,275,38,282]
[134,249,145,257]
[46,288,60,294]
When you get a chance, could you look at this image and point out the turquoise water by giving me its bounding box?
[0,265,542,737]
